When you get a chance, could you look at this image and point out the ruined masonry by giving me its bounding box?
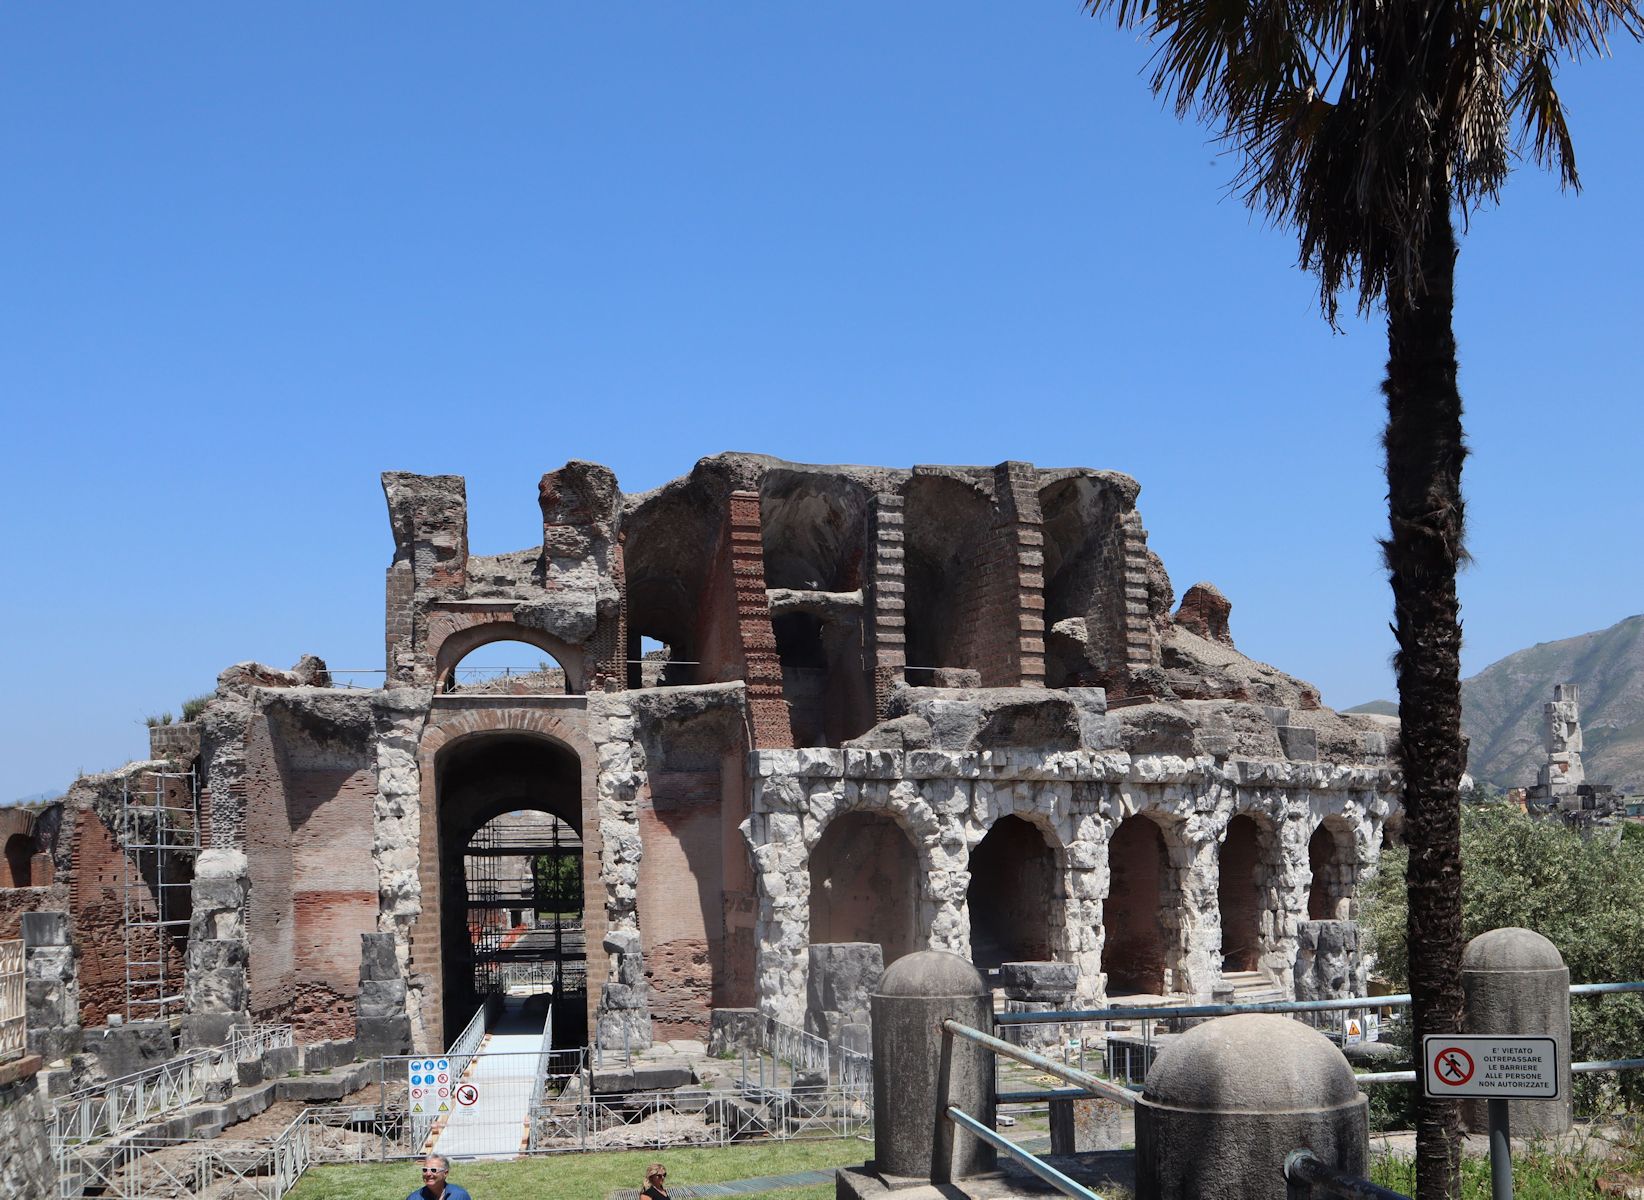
[2,453,1403,1060]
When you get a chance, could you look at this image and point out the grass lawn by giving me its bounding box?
[288,1137,867,1200]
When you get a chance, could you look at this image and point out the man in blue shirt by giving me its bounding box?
[407,1154,472,1200]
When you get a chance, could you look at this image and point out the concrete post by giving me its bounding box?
[1461,927,1572,1136]
[868,950,994,1183]
[1136,1014,1368,1200]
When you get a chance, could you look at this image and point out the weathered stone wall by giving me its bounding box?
[0,1068,56,1197]
[745,745,1396,1024]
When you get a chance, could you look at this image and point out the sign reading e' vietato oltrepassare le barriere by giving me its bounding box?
[1422,1035,1559,1099]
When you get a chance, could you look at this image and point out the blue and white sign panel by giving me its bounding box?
[407,1057,454,1116]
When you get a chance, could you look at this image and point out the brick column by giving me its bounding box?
[868,494,907,717]
[728,491,792,748]
[1121,510,1159,676]
[995,462,1047,688]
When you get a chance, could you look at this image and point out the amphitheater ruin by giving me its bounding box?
[3,452,1406,1082]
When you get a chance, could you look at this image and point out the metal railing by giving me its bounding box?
[229,1022,295,1062]
[940,1016,1137,1200]
[51,1049,219,1148]
[526,1082,869,1153]
[765,1016,832,1077]
[1285,1150,1411,1199]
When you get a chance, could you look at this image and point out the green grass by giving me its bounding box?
[288,1138,866,1200]
[1371,1136,1644,1199]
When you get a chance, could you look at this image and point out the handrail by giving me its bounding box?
[942,1019,1138,1107]
[945,1106,1107,1200]
[1284,1149,1412,1199]
[997,979,1644,1026]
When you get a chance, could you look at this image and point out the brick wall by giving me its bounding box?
[868,495,907,717]
[244,715,295,1022]
[288,767,377,1038]
[694,493,790,749]
[637,767,720,1039]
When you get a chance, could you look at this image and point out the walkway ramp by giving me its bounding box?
[434,1001,549,1159]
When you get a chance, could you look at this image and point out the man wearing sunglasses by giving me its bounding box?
[407,1154,472,1200]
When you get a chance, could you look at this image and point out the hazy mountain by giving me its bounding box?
[1344,699,1399,717]
[1461,614,1644,793]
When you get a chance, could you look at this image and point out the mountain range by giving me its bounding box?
[1351,614,1644,794]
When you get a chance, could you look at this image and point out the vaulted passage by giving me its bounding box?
[809,813,919,966]
[1218,816,1263,972]
[1308,821,1355,920]
[1102,816,1169,994]
[966,816,1058,969]
[437,733,587,1048]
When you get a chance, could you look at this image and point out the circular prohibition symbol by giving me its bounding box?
[456,1083,481,1107]
[1432,1046,1476,1086]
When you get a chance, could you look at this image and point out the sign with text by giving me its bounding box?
[1422,1035,1559,1099]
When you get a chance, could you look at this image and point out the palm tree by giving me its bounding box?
[1080,0,1639,1194]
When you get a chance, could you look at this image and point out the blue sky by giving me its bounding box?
[3,4,1639,799]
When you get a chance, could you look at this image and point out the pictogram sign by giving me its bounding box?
[1422,1035,1558,1099]
[456,1083,480,1107]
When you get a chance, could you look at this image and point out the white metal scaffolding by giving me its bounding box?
[121,769,200,1021]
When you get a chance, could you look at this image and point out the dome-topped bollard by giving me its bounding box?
[1135,1014,1368,1200]
[868,950,996,1183]
[1461,927,1573,1136]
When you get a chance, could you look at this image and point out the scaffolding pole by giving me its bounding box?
[121,769,200,1022]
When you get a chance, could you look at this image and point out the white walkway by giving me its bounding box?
[434,1002,547,1159]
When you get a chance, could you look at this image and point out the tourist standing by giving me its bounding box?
[641,1162,671,1200]
[407,1154,472,1200]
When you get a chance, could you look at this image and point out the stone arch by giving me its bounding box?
[430,618,586,694]
[1101,812,1175,994]
[902,474,996,683]
[3,833,34,888]
[1307,815,1358,921]
[1217,808,1286,977]
[808,810,922,967]
[413,706,600,1050]
[965,814,1064,969]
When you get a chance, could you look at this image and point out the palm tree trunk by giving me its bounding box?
[1383,177,1467,1200]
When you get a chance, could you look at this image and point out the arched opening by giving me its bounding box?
[1307,821,1356,920]
[903,476,995,684]
[1039,476,1129,690]
[1218,816,1264,972]
[809,812,920,966]
[4,834,34,887]
[437,733,587,1048]
[1102,816,1170,994]
[440,638,572,695]
[966,816,1059,969]
[760,471,874,745]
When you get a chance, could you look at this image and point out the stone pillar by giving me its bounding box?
[1050,1095,1124,1153]
[21,912,80,1075]
[805,942,882,1054]
[1135,1014,1368,1200]
[355,933,411,1057]
[1294,921,1362,1029]
[1460,927,1572,1136]
[181,848,251,1049]
[595,930,652,1050]
[868,950,994,1184]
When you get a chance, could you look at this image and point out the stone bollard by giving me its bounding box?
[1136,1014,1367,1200]
[1461,927,1572,1136]
[869,950,995,1183]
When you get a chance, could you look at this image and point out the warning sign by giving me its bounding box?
[407,1057,454,1115]
[456,1083,480,1107]
[1422,1035,1558,1099]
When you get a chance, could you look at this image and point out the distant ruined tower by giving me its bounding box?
[1537,683,1585,800]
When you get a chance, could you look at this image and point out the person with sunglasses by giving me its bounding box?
[641,1162,671,1200]
[408,1154,472,1200]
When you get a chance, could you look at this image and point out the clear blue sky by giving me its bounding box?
[3,5,1639,800]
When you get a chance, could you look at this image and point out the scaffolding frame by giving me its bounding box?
[464,814,584,998]
[121,769,200,1022]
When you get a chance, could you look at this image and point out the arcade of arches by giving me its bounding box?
[13,454,1402,1059]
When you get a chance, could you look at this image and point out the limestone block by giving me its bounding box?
[708,1008,762,1057]
[354,1015,412,1059]
[356,979,406,1019]
[999,960,1078,1001]
[20,912,70,948]
[359,934,401,983]
[805,942,883,1046]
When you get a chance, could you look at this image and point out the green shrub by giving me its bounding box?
[1361,805,1644,1110]
[181,693,212,722]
